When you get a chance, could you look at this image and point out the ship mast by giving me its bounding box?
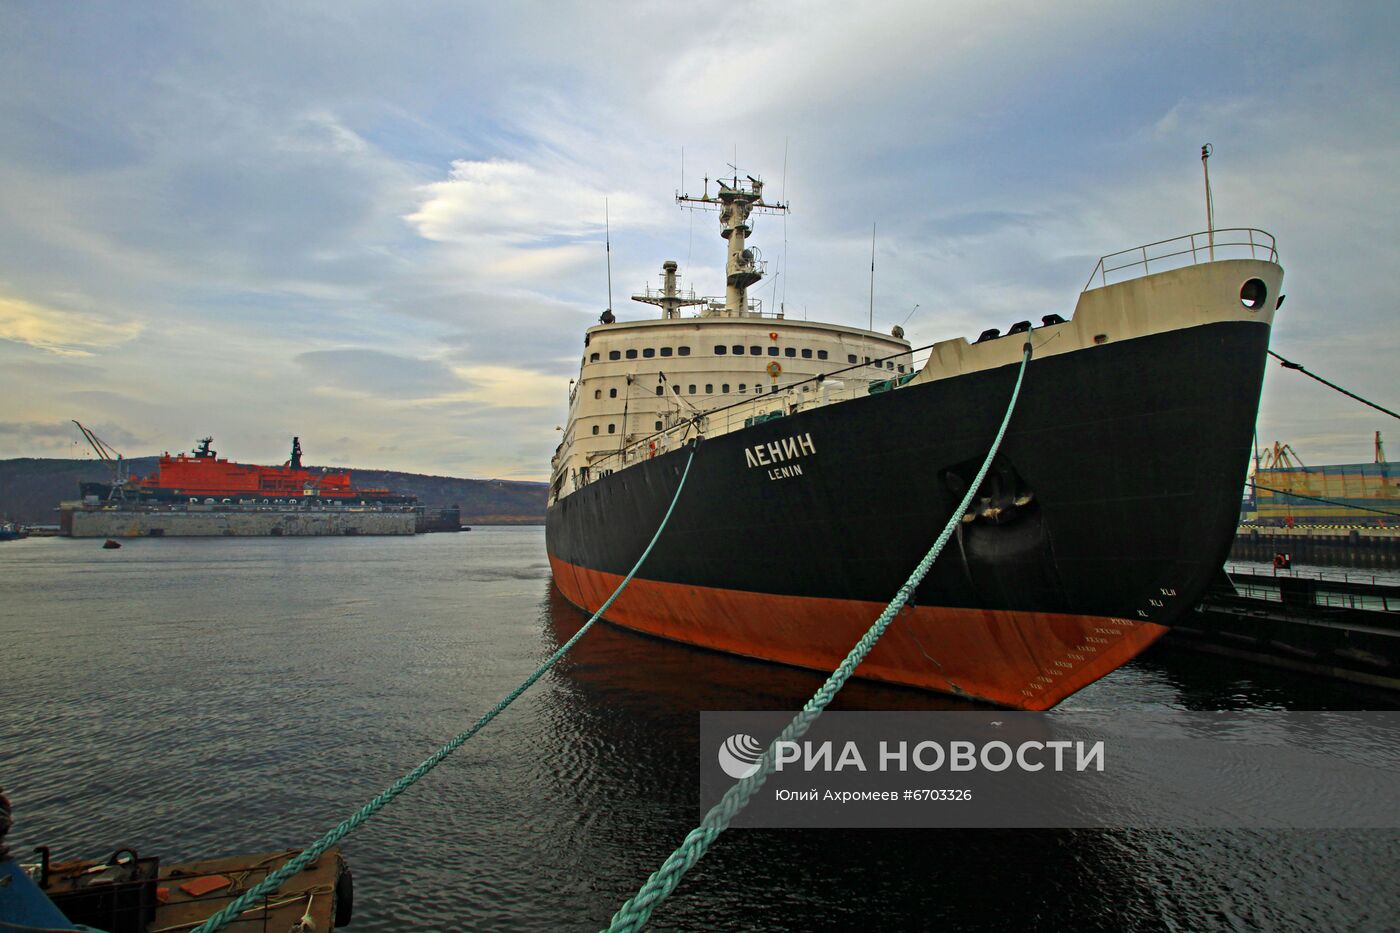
[678,172,788,317]
[632,260,707,319]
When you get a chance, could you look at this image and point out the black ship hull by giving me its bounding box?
[547,319,1271,708]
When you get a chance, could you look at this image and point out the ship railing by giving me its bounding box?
[695,297,786,319]
[1226,562,1392,590]
[581,375,885,481]
[1083,228,1277,291]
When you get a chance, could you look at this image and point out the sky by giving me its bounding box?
[1,1,1396,479]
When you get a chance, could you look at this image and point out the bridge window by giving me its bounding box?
[705,384,713,393]
[750,345,762,355]
[590,352,600,362]
[609,388,618,398]
[609,350,621,360]
[722,383,730,393]
[897,364,906,373]
[732,344,745,354]
[592,425,599,435]
[660,347,673,357]
[847,354,857,363]
[626,349,638,359]
[655,386,663,396]
[767,346,779,356]
[672,385,680,394]
[715,345,727,355]
[594,389,602,399]
[643,347,655,358]
[608,423,616,434]
[655,420,663,430]
[688,384,696,394]
[800,348,812,359]
[887,361,895,370]
[785,347,796,357]
[678,346,691,356]
[739,384,747,393]
[817,350,829,360]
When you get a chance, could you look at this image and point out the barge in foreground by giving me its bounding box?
[546,172,1284,709]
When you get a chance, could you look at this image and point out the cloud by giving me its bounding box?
[1,2,1396,477]
[0,419,142,453]
[294,349,466,400]
[0,295,141,356]
[407,159,634,244]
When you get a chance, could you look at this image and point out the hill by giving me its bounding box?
[0,458,547,525]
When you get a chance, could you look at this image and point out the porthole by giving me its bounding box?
[1240,278,1268,311]
[626,349,638,359]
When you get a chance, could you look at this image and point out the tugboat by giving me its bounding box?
[545,166,1284,709]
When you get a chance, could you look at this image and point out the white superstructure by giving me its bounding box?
[549,174,912,504]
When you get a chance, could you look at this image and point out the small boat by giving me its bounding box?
[102,539,121,549]
[0,522,27,542]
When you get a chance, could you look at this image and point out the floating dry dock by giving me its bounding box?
[60,500,418,537]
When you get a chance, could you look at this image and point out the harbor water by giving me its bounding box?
[2,528,1396,931]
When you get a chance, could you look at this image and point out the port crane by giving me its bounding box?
[71,420,129,499]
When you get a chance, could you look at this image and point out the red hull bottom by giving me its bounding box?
[550,555,1167,710]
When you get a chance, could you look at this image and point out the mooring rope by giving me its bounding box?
[1267,350,1398,420]
[193,444,700,933]
[604,341,1034,933]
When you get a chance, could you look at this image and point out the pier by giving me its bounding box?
[1231,525,1400,570]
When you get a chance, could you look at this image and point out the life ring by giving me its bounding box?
[767,361,782,378]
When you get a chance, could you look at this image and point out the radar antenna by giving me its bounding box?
[677,170,789,316]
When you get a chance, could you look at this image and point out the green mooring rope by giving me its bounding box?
[193,445,699,933]
[604,341,1034,933]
